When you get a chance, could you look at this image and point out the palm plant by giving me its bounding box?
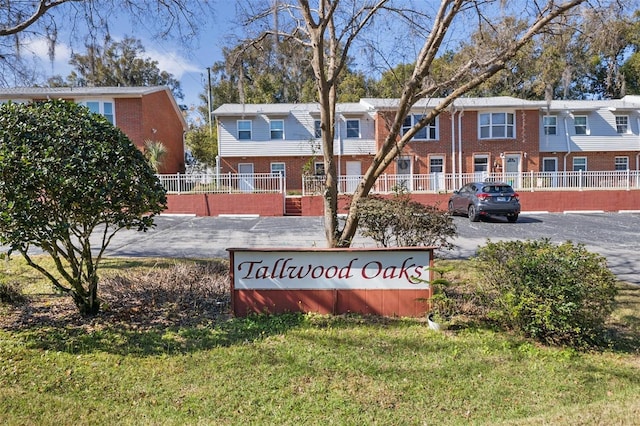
[144,140,167,173]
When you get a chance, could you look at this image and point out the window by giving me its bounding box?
[543,115,557,135]
[615,116,629,134]
[237,120,252,140]
[81,100,114,124]
[314,162,325,176]
[474,156,489,172]
[615,156,629,171]
[479,112,514,139]
[429,157,444,173]
[402,114,438,140]
[271,162,285,176]
[314,120,322,138]
[346,119,360,138]
[574,116,588,135]
[270,120,284,140]
[573,157,587,171]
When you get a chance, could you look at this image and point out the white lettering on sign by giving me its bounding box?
[231,249,432,290]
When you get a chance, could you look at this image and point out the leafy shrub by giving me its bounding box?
[355,192,456,249]
[0,280,25,304]
[473,239,618,348]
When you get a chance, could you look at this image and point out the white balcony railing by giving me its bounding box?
[155,171,640,195]
[156,172,284,194]
[302,170,640,195]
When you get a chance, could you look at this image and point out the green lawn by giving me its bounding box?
[1,257,639,425]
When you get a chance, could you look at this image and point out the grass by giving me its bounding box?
[1,256,639,425]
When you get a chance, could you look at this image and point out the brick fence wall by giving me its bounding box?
[165,190,640,216]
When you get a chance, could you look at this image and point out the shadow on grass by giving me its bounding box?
[9,312,309,356]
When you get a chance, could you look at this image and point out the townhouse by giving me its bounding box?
[214,95,640,192]
[0,86,187,173]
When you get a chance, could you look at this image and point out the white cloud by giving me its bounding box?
[145,47,201,79]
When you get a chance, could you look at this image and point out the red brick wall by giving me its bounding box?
[166,193,284,216]
[115,92,185,174]
[375,109,542,174]
[221,156,375,192]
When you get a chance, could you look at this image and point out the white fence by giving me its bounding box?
[302,170,640,195]
[156,171,640,195]
[157,172,284,194]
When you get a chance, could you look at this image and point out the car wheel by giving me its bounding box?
[468,205,479,222]
[448,201,455,215]
[507,214,518,223]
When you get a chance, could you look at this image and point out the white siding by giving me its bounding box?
[218,110,376,157]
[540,110,640,152]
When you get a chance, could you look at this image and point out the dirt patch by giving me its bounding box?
[0,260,231,332]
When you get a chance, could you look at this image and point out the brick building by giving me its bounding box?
[213,95,640,192]
[0,86,187,173]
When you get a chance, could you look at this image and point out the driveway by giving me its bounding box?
[96,212,640,284]
[3,212,638,284]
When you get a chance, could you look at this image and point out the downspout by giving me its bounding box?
[458,107,464,188]
[636,116,640,171]
[563,112,573,172]
[450,106,456,187]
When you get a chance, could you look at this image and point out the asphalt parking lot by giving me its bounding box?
[93,212,640,284]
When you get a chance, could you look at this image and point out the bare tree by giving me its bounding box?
[0,0,214,86]
[240,0,592,247]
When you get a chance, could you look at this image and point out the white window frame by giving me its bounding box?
[402,114,438,140]
[270,162,286,177]
[479,112,515,139]
[80,100,115,124]
[270,119,285,140]
[543,115,557,135]
[474,155,489,172]
[429,156,444,173]
[615,156,629,171]
[237,120,252,140]
[314,162,325,176]
[574,116,588,135]
[345,119,360,138]
[615,116,629,134]
[573,157,587,171]
[314,119,322,138]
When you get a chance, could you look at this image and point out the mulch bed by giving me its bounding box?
[0,260,231,332]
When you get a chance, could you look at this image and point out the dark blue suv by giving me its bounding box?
[448,182,521,222]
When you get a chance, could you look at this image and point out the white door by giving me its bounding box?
[345,161,361,193]
[238,163,254,192]
[396,156,412,191]
[542,157,558,188]
[505,154,521,188]
[429,156,445,191]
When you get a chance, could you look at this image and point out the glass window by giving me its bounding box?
[474,156,489,172]
[271,162,285,176]
[270,120,284,140]
[402,114,438,140]
[573,157,587,171]
[314,120,322,138]
[615,116,629,134]
[543,115,557,135]
[238,120,252,140]
[80,100,114,124]
[574,116,588,135]
[314,162,325,175]
[430,157,444,173]
[346,119,360,138]
[479,112,514,139]
[615,156,629,170]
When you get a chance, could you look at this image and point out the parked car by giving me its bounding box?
[448,181,520,222]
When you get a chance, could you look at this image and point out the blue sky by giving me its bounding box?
[27,6,236,111]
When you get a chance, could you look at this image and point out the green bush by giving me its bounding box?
[355,192,456,249]
[473,239,618,348]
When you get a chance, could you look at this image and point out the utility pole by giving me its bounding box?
[207,67,213,136]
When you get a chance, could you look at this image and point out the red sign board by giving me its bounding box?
[228,247,434,317]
